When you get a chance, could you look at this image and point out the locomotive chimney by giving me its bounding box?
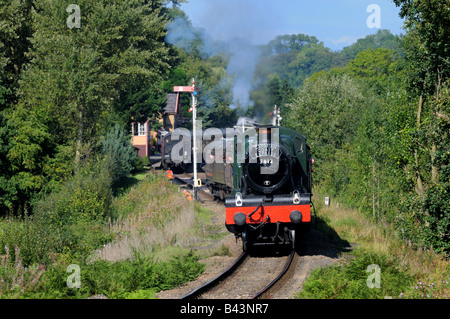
[272,105,277,126]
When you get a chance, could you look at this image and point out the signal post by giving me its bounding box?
[173,79,201,199]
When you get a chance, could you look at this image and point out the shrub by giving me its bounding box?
[101,125,138,182]
[0,161,115,266]
[34,161,114,225]
[132,155,151,173]
[297,250,414,299]
[24,252,204,299]
[0,246,45,298]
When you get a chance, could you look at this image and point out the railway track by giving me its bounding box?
[170,170,299,299]
[180,249,297,300]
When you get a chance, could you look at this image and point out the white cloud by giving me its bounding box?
[328,35,359,46]
[329,35,359,46]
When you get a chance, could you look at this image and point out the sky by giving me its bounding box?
[180,0,405,51]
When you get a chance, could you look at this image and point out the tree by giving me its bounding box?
[288,43,335,86]
[284,73,365,191]
[164,0,187,8]
[18,0,171,165]
[0,0,34,108]
[340,29,402,62]
[393,0,449,193]
[393,0,449,96]
[1,0,172,215]
[346,48,402,94]
[101,125,138,182]
[1,106,53,214]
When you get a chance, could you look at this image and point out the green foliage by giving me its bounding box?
[346,48,403,94]
[20,252,204,299]
[1,251,203,299]
[0,0,34,107]
[340,29,402,61]
[284,72,365,191]
[18,0,170,158]
[0,106,55,214]
[297,251,414,299]
[392,83,450,255]
[1,0,173,215]
[250,30,402,120]
[0,161,114,266]
[285,32,449,254]
[254,33,335,90]
[122,289,158,299]
[35,162,113,226]
[101,124,138,182]
[394,0,449,96]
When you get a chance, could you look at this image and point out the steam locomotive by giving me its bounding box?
[203,125,313,250]
[161,124,313,250]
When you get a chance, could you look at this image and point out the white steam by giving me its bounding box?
[165,15,261,110]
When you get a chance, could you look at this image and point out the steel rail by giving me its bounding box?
[251,250,297,299]
[180,251,249,299]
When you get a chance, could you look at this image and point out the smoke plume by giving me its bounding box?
[165,7,263,110]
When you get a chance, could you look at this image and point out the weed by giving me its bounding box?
[299,189,449,299]
[296,250,414,299]
[0,246,45,298]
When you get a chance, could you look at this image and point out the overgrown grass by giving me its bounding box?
[297,189,449,299]
[0,169,210,299]
[9,251,204,299]
[92,171,202,262]
[297,249,414,299]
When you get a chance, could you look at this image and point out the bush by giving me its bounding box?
[101,125,138,182]
[297,250,414,299]
[35,161,114,225]
[0,161,115,266]
[22,252,204,299]
[133,156,151,173]
[396,182,450,256]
